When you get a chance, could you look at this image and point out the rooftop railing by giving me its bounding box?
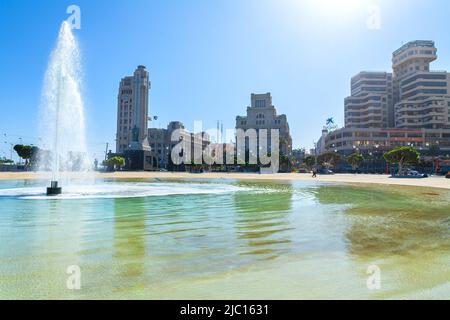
[393,40,435,57]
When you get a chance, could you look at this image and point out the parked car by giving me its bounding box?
[318,169,334,175]
[407,170,428,178]
[392,169,428,179]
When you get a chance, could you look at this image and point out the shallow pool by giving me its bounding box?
[0,179,449,299]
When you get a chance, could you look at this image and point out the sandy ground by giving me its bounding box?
[0,171,449,190]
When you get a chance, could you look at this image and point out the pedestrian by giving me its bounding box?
[312,168,317,178]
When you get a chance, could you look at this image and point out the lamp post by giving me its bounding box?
[435,141,440,174]
[18,138,23,165]
[4,141,13,163]
[313,141,318,167]
[374,144,381,173]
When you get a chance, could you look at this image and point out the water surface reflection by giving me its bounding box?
[0,179,448,299]
[233,181,293,259]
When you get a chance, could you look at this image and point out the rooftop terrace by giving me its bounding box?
[393,40,435,57]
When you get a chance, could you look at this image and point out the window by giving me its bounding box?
[355,132,370,138]
[390,132,406,138]
[255,100,266,108]
[407,133,422,138]
[373,132,388,138]
[343,132,353,138]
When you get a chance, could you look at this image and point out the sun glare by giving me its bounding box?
[305,0,366,17]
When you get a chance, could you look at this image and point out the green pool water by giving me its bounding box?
[0,179,449,299]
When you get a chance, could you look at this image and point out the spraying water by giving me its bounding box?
[39,22,90,186]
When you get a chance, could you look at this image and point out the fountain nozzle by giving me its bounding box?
[47,181,62,196]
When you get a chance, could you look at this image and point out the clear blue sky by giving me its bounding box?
[2,0,450,160]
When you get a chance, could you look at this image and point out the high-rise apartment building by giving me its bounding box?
[345,72,393,128]
[116,65,151,154]
[392,41,450,129]
[317,40,450,157]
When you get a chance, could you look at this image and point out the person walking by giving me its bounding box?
[312,168,317,178]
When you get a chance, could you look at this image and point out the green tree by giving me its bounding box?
[279,154,291,172]
[303,155,316,171]
[384,146,420,175]
[13,144,39,167]
[0,158,14,164]
[317,152,341,170]
[187,160,204,173]
[427,144,441,157]
[347,152,364,171]
[104,156,125,171]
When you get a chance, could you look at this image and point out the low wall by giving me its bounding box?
[0,165,25,172]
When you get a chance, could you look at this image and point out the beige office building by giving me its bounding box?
[116,65,151,154]
[148,121,210,169]
[236,93,292,156]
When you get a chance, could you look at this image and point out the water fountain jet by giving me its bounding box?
[40,21,90,195]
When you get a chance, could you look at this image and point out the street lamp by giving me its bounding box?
[4,141,13,163]
[18,138,23,164]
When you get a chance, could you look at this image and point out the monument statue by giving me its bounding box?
[132,126,140,143]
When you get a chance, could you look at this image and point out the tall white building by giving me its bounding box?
[392,41,450,129]
[317,40,450,157]
[116,65,151,154]
[345,72,394,128]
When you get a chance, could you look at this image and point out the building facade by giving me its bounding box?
[318,40,450,157]
[345,72,393,128]
[324,127,450,155]
[148,121,210,170]
[315,128,329,156]
[116,65,151,154]
[236,93,292,156]
[147,127,168,169]
[392,41,450,129]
